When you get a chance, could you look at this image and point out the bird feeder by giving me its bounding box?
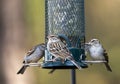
[42,0,88,69]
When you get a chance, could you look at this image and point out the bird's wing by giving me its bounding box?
[22,46,36,63]
[49,41,72,59]
[103,49,109,63]
[26,46,37,56]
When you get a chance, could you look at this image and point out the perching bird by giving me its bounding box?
[86,39,112,72]
[17,43,45,74]
[47,35,82,70]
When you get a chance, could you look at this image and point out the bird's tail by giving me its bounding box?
[48,69,56,74]
[104,63,112,72]
[17,66,28,74]
[71,60,82,70]
[67,57,82,70]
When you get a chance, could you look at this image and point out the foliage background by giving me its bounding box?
[0,0,120,84]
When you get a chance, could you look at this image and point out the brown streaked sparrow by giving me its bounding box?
[47,35,82,70]
[17,43,45,74]
[86,39,112,72]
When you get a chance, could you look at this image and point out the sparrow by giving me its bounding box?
[86,39,112,72]
[17,43,45,74]
[47,35,82,70]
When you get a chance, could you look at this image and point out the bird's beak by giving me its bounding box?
[47,35,49,39]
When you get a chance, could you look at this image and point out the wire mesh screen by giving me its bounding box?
[45,0,85,48]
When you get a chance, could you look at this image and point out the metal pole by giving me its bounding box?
[71,69,76,84]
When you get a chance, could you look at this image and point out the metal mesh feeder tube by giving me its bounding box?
[42,0,87,69]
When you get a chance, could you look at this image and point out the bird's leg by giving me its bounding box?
[52,57,61,62]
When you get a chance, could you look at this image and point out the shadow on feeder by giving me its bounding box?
[41,34,88,69]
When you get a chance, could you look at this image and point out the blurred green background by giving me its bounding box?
[0,0,120,84]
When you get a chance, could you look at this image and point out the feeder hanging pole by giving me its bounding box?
[71,69,76,84]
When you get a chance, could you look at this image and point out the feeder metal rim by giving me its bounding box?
[23,62,42,67]
[82,60,107,63]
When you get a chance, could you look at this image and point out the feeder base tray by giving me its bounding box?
[41,61,88,69]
